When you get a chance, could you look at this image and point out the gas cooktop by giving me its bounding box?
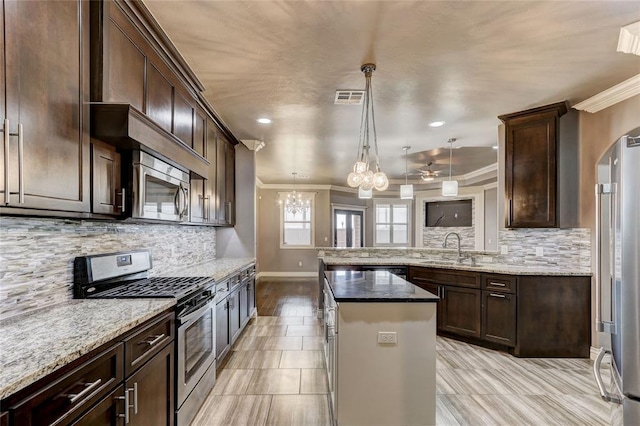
[84,276,214,300]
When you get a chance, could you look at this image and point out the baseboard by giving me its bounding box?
[591,346,599,361]
[256,271,317,279]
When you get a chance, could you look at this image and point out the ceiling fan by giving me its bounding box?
[418,162,439,181]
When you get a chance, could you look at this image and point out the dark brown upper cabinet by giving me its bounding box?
[216,134,236,226]
[1,0,91,214]
[91,140,123,216]
[499,102,575,228]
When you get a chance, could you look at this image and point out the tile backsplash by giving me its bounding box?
[0,217,216,319]
[320,227,590,271]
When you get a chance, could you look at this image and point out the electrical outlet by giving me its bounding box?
[298,261,303,267]
[170,246,176,257]
[500,245,508,255]
[361,252,370,257]
[377,331,397,344]
[536,247,544,257]
[324,236,328,242]
[203,242,208,252]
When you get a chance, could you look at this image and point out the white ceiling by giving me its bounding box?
[144,0,640,187]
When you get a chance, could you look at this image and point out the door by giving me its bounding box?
[481,291,516,346]
[91,140,122,216]
[440,286,481,338]
[2,0,90,211]
[334,209,364,248]
[216,298,229,360]
[71,386,125,426]
[229,288,241,344]
[127,343,174,426]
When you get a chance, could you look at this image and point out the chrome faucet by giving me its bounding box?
[442,232,464,263]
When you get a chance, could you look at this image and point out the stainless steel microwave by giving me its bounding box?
[131,151,189,222]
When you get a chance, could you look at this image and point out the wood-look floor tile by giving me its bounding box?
[275,317,305,325]
[262,336,303,351]
[303,316,321,325]
[547,394,612,426]
[225,350,283,369]
[302,336,323,350]
[211,369,255,395]
[279,350,325,369]
[435,395,462,426]
[233,335,267,350]
[244,325,289,337]
[300,369,328,394]
[286,325,322,337]
[266,395,331,426]
[191,395,271,426]
[246,368,301,395]
[434,395,497,425]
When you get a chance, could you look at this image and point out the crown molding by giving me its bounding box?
[258,183,333,190]
[240,139,265,151]
[572,74,640,113]
[617,21,640,56]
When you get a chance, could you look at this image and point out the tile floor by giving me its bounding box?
[191,279,613,425]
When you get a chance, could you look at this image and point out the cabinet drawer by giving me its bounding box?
[9,343,123,426]
[124,312,174,376]
[482,274,517,293]
[409,267,480,289]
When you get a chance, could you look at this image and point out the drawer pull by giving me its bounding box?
[142,334,165,346]
[117,387,130,424]
[489,282,507,287]
[68,378,102,404]
[489,293,506,298]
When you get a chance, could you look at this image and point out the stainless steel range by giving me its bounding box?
[74,249,217,426]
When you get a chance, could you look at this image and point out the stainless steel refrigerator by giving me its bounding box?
[593,128,640,425]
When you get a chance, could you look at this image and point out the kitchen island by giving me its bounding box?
[323,270,438,426]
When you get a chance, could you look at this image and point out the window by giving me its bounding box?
[374,200,410,246]
[280,193,315,248]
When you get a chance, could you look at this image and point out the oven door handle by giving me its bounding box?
[179,299,214,325]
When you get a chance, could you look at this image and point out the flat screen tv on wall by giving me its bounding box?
[425,199,472,227]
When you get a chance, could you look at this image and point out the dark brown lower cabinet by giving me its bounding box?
[481,291,516,347]
[126,343,174,426]
[71,385,125,426]
[440,286,481,338]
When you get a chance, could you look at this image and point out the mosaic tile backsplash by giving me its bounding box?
[321,227,590,271]
[0,217,216,319]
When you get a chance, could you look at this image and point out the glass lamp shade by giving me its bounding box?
[373,172,389,191]
[358,187,373,199]
[400,184,414,199]
[442,180,458,196]
[360,170,375,190]
[347,172,361,187]
[354,161,368,174]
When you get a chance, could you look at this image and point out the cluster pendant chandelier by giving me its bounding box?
[347,64,388,198]
[283,172,309,215]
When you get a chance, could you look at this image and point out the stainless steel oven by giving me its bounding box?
[177,295,217,426]
[132,151,189,222]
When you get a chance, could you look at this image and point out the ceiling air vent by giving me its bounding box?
[334,90,364,105]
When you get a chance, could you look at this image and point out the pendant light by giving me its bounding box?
[346,64,389,192]
[442,138,458,196]
[400,146,414,199]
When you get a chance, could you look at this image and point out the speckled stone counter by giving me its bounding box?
[321,257,591,276]
[0,299,175,400]
[161,257,255,281]
[325,271,439,303]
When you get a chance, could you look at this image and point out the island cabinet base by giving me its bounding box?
[336,302,437,426]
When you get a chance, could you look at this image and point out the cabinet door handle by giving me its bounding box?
[117,387,130,424]
[142,334,165,346]
[67,378,102,404]
[3,119,9,205]
[16,123,23,203]
[489,282,506,287]
[117,188,126,213]
[132,382,138,415]
[507,199,513,227]
[441,287,445,300]
[489,293,506,298]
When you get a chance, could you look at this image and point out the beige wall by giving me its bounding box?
[578,94,640,347]
[257,188,331,274]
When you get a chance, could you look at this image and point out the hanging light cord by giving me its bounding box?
[448,140,453,180]
[405,147,409,184]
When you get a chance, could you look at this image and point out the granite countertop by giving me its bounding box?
[0,299,175,400]
[160,257,255,281]
[321,257,591,276]
[325,270,439,303]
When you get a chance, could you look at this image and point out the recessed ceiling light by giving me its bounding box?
[257,118,272,124]
[429,121,445,127]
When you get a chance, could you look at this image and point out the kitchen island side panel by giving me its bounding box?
[337,302,436,426]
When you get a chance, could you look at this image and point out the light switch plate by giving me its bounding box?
[500,245,508,255]
[536,247,544,256]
